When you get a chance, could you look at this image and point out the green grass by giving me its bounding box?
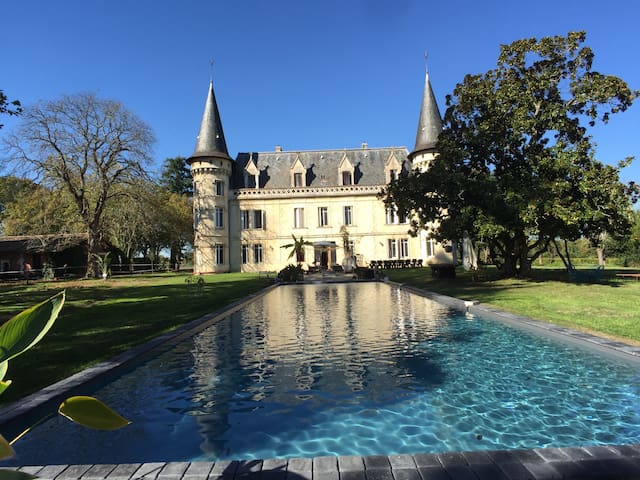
[0,272,270,404]
[386,267,640,344]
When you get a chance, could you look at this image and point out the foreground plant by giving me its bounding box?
[0,292,130,461]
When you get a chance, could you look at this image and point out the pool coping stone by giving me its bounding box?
[8,445,640,480]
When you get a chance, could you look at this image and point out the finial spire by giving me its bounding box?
[424,51,429,73]
[209,58,214,84]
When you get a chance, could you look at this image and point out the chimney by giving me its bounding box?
[361,142,368,149]
[275,145,282,152]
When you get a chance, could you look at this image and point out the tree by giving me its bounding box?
[159,157,193,268]
[3,93,155,276]
[0,90,22,129]
[383,31,638,277]
[159,157,192,196]
[2,183,82,236]
[281,234,313,263]
[0,176,36,233]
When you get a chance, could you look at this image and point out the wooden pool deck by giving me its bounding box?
[8,445,640,480]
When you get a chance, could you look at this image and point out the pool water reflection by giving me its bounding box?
[5,283,640,465]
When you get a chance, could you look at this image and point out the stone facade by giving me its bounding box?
[189,69,453,274]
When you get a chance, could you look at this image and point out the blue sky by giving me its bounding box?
[2,0,639,184]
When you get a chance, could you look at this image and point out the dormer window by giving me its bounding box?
[290,155,307,187]
[339,154,355,186]
[385,152,402,183]
[244,159,260,189]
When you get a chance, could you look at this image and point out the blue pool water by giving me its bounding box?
[4,283,640,465]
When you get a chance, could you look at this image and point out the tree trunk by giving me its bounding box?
[86,229,101,277]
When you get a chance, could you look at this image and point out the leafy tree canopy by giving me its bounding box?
[0,90,22,129]
[383,31,638,277]
[160,157,192,196]
[2,92,155,276]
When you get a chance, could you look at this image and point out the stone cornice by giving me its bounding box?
[233,184,385,199]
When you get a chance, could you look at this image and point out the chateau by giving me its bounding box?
[188,68,454,274]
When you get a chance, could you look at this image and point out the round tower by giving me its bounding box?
[408,66,456,265]
[188,80,233,274]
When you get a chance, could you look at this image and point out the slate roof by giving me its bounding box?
[412,69,443,157]
[189,81,231,162]
[231,147,410,189]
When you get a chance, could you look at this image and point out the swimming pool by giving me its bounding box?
[4,282,640,465]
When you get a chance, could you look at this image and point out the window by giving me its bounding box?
[241,244,250,264]
[241,210,250,230]
[214,244,224,265]
[426,238,436,257]
[343,206,353,226]
[388,239,397,258]
[389,169,397,181]
[294,172,304,187]
[400,238,409,258]
[385,206,407,224]
[253,244,263,263]
[342,171,353,186]
[214,207,224,228]
[318,207,329,227]
[294,208,305,228]
[385,207,397,225]
[253,209,264,229]
[215,180,224,196]
[245,173,257,188]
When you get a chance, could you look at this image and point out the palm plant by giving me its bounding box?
[281,234,313,263]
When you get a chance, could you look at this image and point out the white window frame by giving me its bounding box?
[253,243,263,264]
[343,205,353,226]
[400,238,409,258]
[426,238,436,257]
[214,244,224,265]
[318,207,329,227]
[241,244,249,264]
[294,207,305,228]
[388,239,397,259]
[253,209,264,229]
[215,180,225,196]
[214,207,224,229]
[240,210,249,230]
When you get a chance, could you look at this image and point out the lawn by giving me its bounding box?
[0,272,270,404]
[386,267,640,344]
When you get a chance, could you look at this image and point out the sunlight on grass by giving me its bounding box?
[0,272,268,403]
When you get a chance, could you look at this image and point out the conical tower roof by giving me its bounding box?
[410,68,442,158]
[189,81,231,162]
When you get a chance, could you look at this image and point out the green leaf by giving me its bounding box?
[0,359,13,397]
[0,435,15,461]
[0,471,36,480]
[0,291,65,365]
[0,380,12,397]
[58,396,131,430]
